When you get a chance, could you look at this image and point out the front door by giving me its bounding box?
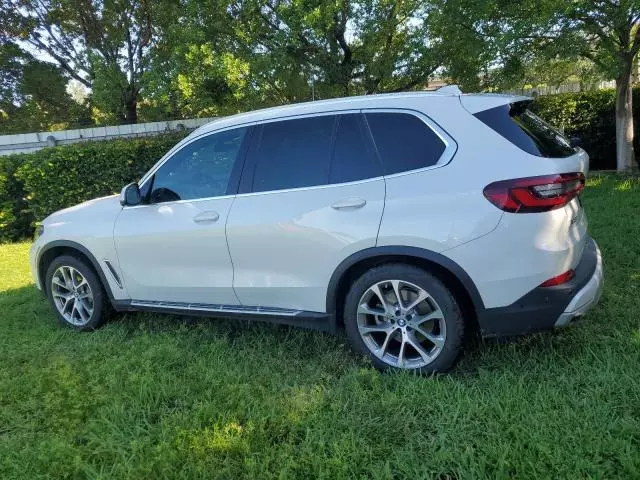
[114,126,250,305]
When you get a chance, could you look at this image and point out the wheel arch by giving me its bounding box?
[37,240,116,304]
[327,246,485,330]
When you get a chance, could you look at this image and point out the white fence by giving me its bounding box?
[0,117,217,156]
[504,80,616,97]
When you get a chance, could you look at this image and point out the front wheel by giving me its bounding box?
[344,264,464,374]
[45,255,108,331]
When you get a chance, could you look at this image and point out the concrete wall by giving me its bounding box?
[0,117,217,156]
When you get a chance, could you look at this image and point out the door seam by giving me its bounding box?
[225,195,243,305]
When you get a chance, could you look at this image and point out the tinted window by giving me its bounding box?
[252,116,336,192]
[330,114,381,184]
[365,112,446,175]
[149,127,247,203]
[474,102,575,158]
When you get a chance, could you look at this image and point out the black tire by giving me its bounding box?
[344,263,464,374]
[45,255,108,331]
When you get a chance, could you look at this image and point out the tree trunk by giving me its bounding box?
[123,89,138,124]
[614,60,635,171]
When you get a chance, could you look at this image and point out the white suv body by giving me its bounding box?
[30,90,603,373]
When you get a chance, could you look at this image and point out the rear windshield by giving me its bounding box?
[474,101,576,158]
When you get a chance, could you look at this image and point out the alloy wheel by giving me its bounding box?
[356,279,446,369]
[51,265,94,326]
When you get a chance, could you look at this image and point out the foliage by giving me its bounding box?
[531,87,640,170]
[433,0,640,171]
[0,43,90,133]
[0,155,30,242]
[141,0,446,118]
[433,0,640,88]
[0,0,174,125]
[0,174,639,478]
[0,133,184,242]
[3,0,446,128]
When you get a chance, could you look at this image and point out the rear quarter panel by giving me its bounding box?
[376,96,591,309]
[375,96,505,252]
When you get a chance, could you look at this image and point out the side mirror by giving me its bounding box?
[120,182,141,206]
[569,136,582,148]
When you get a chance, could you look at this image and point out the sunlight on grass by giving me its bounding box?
[585,175,603,187]
[614,179,633,191]
[0,242,33,292]
[177,422,247,455]
[286,385,325,422]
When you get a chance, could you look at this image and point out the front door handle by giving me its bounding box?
[193,211,220,223]
[331,198,367,210]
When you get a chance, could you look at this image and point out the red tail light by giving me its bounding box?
[483,173,585,213]
[540,270,574,287]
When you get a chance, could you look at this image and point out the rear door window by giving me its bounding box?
[474,102,575,158]
[251,115,336,192]
[365,112,447,175]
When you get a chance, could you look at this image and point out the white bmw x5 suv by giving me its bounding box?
[30,88,603,373]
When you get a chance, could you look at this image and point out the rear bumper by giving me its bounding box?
[478,237,603,337]
[555,243,603,326]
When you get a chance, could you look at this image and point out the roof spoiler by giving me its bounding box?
[460,94,531,114]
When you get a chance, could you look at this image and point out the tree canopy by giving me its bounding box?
[0,0,639,170]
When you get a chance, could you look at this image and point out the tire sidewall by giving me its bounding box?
[45,255,106,331]
[344,264,464,374]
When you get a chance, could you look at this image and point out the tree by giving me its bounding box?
[0,42,87,133]
[434,0,640,171]
[1,0,174,124]
[176,0,443,105]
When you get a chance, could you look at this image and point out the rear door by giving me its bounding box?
[226,112,385,313]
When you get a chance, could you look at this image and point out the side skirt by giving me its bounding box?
[112,300,337,333]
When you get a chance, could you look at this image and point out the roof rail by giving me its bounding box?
[436,85,463,94]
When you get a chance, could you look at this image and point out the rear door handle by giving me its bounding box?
[193,211,220,223]
[331,198,367,210]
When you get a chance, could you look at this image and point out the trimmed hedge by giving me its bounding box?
[0,133,185,242]
[0,156,31,242]
[530,87,640,170]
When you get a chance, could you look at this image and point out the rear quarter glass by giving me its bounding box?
[474,101,576,158]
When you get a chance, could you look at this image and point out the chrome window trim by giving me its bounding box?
[234,175,384,198]
[122,193,236,210]
[138,110,360,189]
[250,109,360,126]
[132,107,457,204]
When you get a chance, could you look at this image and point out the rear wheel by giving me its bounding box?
[45,255,108,331]
[344,264,464,373]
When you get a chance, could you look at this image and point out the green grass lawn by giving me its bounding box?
[1,175,639,479]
